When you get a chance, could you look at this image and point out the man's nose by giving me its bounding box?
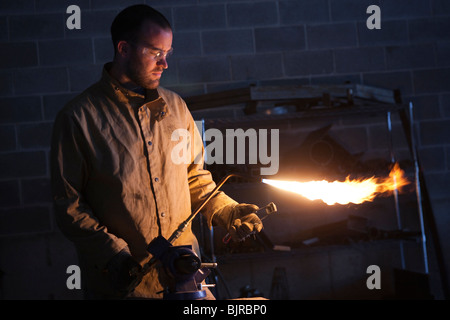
[157,57,168,69]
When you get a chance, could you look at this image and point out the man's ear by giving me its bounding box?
[117,40,131,57]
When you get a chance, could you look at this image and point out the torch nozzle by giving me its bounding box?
[222,202,278,244]
[259,202,277,220]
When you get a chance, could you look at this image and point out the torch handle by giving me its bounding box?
[222,202,277,244]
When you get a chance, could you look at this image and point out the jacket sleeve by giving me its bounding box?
[186,112,238,228]
[50,110,128,270]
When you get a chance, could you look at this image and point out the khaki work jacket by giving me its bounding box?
[50,64,237,299]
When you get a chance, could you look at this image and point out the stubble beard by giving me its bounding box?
[127,61,161,90]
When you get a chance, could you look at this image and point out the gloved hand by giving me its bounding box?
[213,203,263,242]
[106,247,143,295]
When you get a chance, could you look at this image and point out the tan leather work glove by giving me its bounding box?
[213,203,263,241]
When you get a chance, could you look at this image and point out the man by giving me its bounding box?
[50,5,262,299]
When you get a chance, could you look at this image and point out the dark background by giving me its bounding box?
[0,0,449,299]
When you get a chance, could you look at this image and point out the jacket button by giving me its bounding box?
[160,212,166,217]
[154,177,159,182]
[148,141,152,146]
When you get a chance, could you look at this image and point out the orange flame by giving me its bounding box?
[262,163,409,205]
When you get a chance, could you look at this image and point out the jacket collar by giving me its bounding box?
[101,63,169,120]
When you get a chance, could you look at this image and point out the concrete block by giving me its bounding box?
[0,96,42,124]
[227,2,278,27]
[0,232,83,299]
[0,42,38,69]
[18,122,53,149]
[151,6,174,27]
[420,119,450,146]
[418,146,446,172]
[46,232,84,299]
[409,95,441,121]
[428,198,450,284]
[447,147,450,171]
[279,0,329,25]
[255,26,305,53]
[423,172,450,200]
[307,23,357,49]
[380,0,432,18]
[387,119,410,152]
[14,67,69,95]
[147,0,196,6]
[442,94,450,118]
[357,20,408,47]
[367,124,389,150]
[21,178,52,205]
[35,0,90,13]
[159,62,178,87]
[335,47,385,73]
[94,38,113,64]
[178,56,230,83]
[39,39,94,66]
[68,64,103,92]
[284,50,333,76]
[409,17,450,43]
[0,16,7,41]
[9,14,64,40]
[90,0,146,10]
[0,234,48,298]
[43,93,77,121]
[436,42,450,67]
[0,151,47,179]
[173,4,226,31]
[0,180,20,207]
[0,71,14,97]
[230,54,283,81]
[172,32,202,57]
[414,68,450,94]
[0,125,16,152]
[386,44,435,70]
[202,29,254,55]
[65,10,117,39]
[0,206,51,236]
[198,0,244,2]
[0,0,35,13]
[431,0,450,15]
[330,0,381,22]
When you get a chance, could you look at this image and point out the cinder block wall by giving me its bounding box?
[0,0,449,299]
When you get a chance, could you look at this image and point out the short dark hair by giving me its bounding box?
[110,5,172,54]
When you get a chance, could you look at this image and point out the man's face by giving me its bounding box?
[125,21,173,90]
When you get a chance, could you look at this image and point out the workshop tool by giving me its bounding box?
[222,202,278,244]
[146,235,217,299]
